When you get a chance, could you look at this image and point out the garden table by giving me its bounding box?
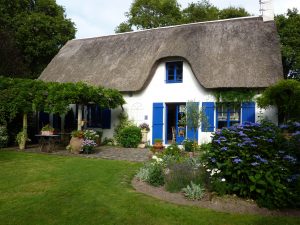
[35,134,60,152]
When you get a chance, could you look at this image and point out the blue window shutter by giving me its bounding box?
[242,102,255,123]
[187,102,199,142]
[202,102,215,132]
[101,108,111,129]
[152,103,164,144]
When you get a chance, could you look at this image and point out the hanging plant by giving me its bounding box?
[213,89,256,102]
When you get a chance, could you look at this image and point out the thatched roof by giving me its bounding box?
[39,16,283,92]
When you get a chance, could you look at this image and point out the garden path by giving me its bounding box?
[17,145,150,162]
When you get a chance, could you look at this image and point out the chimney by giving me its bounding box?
[259,0,274,21]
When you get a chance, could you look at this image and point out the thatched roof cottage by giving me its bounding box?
[39,14,283,144]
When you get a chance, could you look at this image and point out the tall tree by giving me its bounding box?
[275,8,300,80]
[116,0,250,32]
[120,0,182,30]
[0,0,76,78]
[182,0,219,23]
[218,7,250,19]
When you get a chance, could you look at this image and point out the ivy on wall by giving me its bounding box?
[213,89,256,102]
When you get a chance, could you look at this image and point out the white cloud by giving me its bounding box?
[56,0,300,39]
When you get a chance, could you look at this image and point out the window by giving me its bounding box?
[87,105,111,129]
[166,61,183,83]
[217,103,241,129]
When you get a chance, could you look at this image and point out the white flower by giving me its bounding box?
[221,178,226,182]
[206,169,211,172]
[152,155,158,160]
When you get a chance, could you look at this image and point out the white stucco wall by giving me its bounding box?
[103,60,216,144]
[102,60,278,144]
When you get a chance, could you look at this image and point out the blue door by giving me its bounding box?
[152,103,164,144]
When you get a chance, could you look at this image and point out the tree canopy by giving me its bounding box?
[116,0,250,32]
[275,8,300,80]
[257,79,300,123]
[0,0,76,78]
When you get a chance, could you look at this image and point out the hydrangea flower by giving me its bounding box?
[221,147,228,151]
[233,158,242,164]
[283,155,297,164]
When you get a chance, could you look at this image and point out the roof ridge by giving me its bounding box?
[73,16,262,41]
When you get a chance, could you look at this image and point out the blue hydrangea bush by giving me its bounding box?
[205,121,299,209]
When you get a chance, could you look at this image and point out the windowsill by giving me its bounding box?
[166,81,183,84]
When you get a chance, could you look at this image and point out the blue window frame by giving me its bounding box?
[216,103,241,129]
[166,61,183,83]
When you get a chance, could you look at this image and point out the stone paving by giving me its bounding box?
[10,145,151,162]
[88,146,150,162]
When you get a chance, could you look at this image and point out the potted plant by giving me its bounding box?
[153,138,164,151]
[183,138,194,157]
[41,124,55,135]
[16,130,30,150]
[69,130,84,154]
[139,123,150,143]
[81,139,97,154]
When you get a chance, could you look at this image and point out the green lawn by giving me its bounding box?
[0,151,299,225]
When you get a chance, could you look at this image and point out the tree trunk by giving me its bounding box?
[77,104,83,131]
[19,113,28,150]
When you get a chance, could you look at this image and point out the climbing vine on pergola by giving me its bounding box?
[0,77,125,149]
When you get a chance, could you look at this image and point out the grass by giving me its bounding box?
[0,150,299,225]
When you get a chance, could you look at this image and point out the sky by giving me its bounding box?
[56,0,300,39]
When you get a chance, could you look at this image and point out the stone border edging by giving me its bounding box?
[132,178,300,217]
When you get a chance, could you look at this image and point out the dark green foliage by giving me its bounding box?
[218,7,250,19]
[257,79,300,123]
[147,162,165,186]
[115,22,133,33]
[213,89,256,102]
[182,0,219,23]
[0,126,9,148]
[118,125,142,148]
[275,9,300,79]
[205,121,299,209]
[126,0,182,29]
[0,0,76,78]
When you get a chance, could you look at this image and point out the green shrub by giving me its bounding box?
[183,139,194,152]
[118,125,142,148]
[205,121,299,209]
[182,181,205,200]
[147,162,165,187]
[0,126,8,148]
[114,112,134,144]
[164,144,182,156]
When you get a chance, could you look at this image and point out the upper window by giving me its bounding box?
[166,61,183,83]
[217,103,241,129]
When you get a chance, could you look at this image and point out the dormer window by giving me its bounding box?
[166,61,183,83]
